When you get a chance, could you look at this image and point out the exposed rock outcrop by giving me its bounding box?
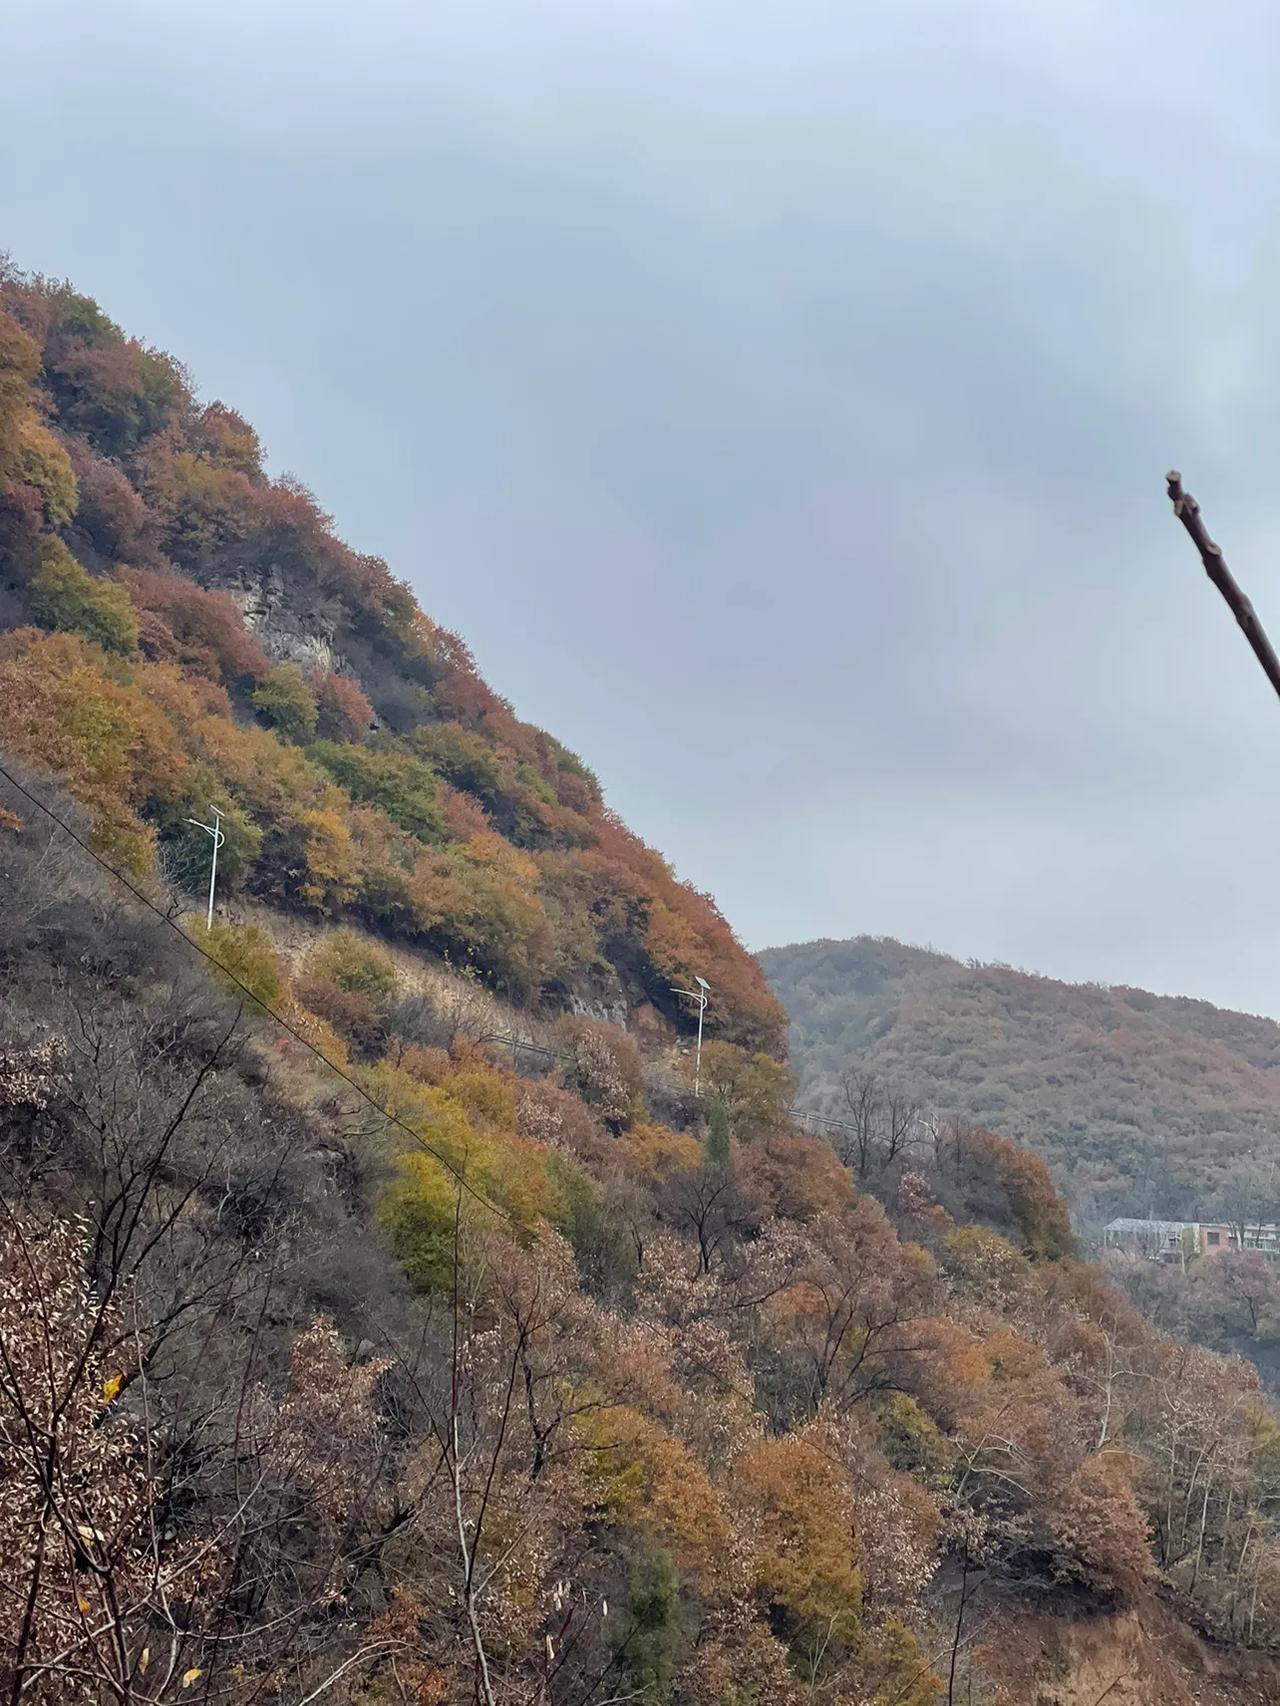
[218,562,346,673]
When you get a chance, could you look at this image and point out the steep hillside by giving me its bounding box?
[760,935,1280,1221]
[7,264,1280,1705]
[0,259,782,1054]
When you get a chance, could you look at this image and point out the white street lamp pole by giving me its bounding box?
[186,806,225,931]
[693,974,708,1094]
[671,975,710,1097]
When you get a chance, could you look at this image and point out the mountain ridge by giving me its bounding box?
[760,932,1280,1221]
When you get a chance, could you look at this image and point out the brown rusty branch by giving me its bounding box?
[1166,470,1280,704]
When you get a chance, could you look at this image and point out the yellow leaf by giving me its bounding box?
[137,1648,150,1675]
[102,1373,123,1403]
[181,1670,203,1689]
[76,1596,91,1615]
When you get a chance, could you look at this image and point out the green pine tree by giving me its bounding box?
[707,1100,731,1167]
[613,1548,681,1703]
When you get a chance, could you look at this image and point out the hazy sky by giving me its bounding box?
[7,1,1280,1014]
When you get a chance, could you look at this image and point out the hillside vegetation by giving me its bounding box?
[6,264,1280,1705]
[0,260,782,1053]
[761,935,1280,1223]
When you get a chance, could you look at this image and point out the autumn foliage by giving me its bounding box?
[9,258,1280,1706]
[0,260,784,1049]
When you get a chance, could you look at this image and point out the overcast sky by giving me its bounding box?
[6,0,1280,1013]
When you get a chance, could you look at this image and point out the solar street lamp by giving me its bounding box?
[186,805,225,931]
[671,974,710,1096]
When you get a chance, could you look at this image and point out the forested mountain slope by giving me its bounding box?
[5,262,1280,1705]
[0,260,782,1053]
[760,935,1280,1220]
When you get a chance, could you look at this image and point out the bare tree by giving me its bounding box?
[0,1203,396,1704]
[881,1089,924,1169]
[660,1165,757,1277]
[838,1070,922,1178]
[839,1069,883,1176]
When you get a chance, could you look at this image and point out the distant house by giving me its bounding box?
[1230,1223,1280,1258]
[1102,1218,1200,1264]
[1102,1216,1280,1264]
[1196,1221,1280,1259]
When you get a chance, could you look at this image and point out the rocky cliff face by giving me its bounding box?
[218,562,347,674]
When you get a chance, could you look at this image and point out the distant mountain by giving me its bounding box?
[760,934,1280,1222]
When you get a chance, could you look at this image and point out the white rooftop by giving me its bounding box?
[1103,1217,1197,1236]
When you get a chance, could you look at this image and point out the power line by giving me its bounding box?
[0,755,512,1225]
[1,754,848,1210]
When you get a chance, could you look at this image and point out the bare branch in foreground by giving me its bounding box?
[1166,470,1280,705]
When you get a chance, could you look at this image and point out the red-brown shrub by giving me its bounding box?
[123,565,269,685]
[312,670,374,742]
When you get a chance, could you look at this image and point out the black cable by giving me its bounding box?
[0,755,511,1224]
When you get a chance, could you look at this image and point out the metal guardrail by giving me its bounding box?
[476,1031,572,1065]
[789,1106,865,1136]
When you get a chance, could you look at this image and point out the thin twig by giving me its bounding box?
[1088,1675,1129,1705]
[1166,471,1280,703]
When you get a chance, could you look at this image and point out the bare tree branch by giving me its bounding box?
[1166,471,1280,704]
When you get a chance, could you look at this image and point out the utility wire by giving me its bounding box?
[0,754,512,1224]
[1,756,839,1203]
